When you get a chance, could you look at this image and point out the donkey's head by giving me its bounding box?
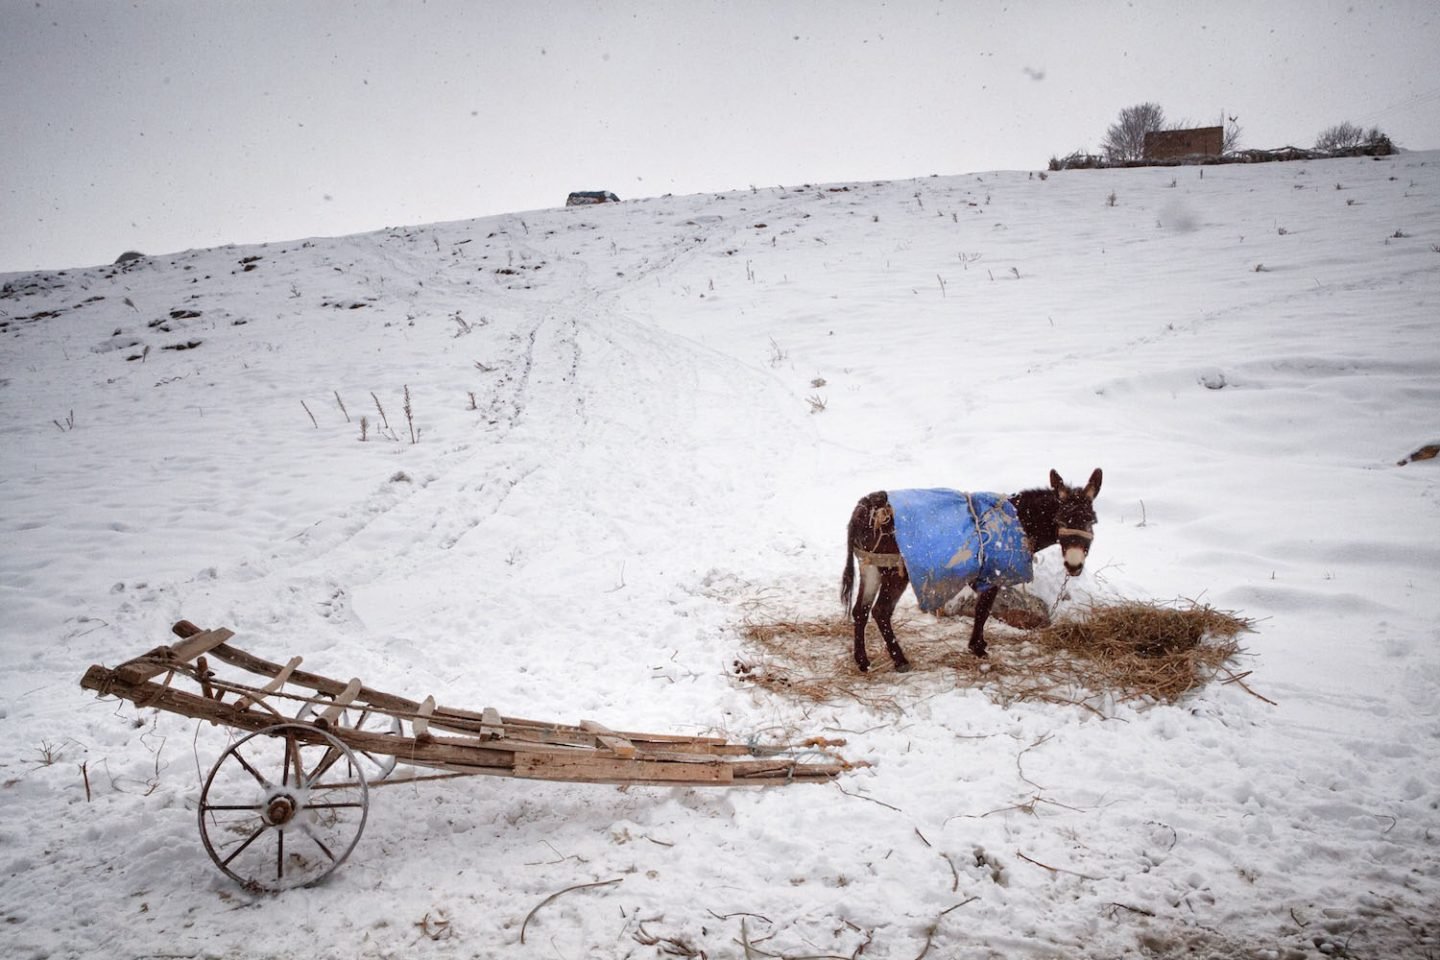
[1050,468,1102,576]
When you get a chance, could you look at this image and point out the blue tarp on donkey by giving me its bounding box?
[887,489,1033,613]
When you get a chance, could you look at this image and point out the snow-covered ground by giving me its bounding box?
[2,151,1437,959]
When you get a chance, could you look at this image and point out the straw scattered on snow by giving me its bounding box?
[734,598,1258,716]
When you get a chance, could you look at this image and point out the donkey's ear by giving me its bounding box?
[1083,468,1103,500]
[1049,469,1067,498]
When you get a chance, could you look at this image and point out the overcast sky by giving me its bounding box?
[3,0,1437,274]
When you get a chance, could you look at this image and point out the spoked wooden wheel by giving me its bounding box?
[294,699,401,781]
[198,723,369,892]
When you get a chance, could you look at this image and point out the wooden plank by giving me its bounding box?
[513,753,732,785]
[479,707,504,741]
[319,677,362,725]
[171,619,203,639]
[580,720,637,759]
[169,628,235,663]
[728,758,847,782]
[234,655,302,711]
[413,695,436,738]
[114,629,236,684]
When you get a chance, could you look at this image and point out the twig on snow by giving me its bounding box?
[523,840,589,866]
[415,910,452,940]
[833,781,903,813]
[519,878,622,944]
[1016,733,1052,792]
[913,924,938,960]
[941,852,959,892]
[940,897,978,916]
[1220,668,1277,705]
[1016,850,1099,881]
[737,917,852,960]
[979,794,1086,820]
[708,909,773,925]
[1105,902,1156,919]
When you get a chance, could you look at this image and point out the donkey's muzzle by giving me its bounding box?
[1058,527,1092,576]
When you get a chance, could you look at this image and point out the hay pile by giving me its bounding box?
[734,599,1254,715]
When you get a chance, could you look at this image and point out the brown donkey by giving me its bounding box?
[841,469,1102,671]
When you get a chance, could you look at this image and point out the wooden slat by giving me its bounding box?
[319,677,362,725]
[580,720,637,759]
[168,627,235,664]
[413,695,436,738]
[479,707,504,741]
[728,758,848,782]
[513,753,732,785]
[115,629,235,684]
[234,655,302,711]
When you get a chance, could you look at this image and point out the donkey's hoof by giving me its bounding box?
[855,660,870,673]
[969,644,988,659]
[893,660,912,673]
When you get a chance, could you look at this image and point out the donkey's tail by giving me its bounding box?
[841,541,855,609]
[841,508,858,609]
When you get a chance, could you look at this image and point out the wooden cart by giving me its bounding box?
[80,621,849,892]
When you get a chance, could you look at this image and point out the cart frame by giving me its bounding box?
[80,621,848,891]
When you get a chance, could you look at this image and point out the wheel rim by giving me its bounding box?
[198,723,369,892]
[294,699,401,782]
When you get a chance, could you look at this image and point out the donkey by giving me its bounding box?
[841,469,1102,671]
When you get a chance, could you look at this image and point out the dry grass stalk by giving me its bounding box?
[403,384,417,444]
[735,599,1253,715]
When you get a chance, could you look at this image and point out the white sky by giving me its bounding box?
[3,0,1437,274]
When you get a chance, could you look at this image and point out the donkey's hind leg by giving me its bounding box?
[850,563,881,672]
[872,569,912,672]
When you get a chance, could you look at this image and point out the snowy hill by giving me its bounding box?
[2,152,1438,959]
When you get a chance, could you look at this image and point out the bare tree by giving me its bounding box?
[1222,114,1242,153]
[1315,121,1387,151]
[1101,103,1167,162]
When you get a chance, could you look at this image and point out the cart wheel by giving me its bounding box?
[294,699,401,782]
[198,723,369,892]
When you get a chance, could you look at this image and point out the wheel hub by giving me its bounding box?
[264,794,298,826]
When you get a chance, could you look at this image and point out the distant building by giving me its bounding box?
[1144,126,1224,160]
[566,191,620,206]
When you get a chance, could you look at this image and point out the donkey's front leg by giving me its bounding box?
[873,570,911,672]
[968,586,1000,658]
